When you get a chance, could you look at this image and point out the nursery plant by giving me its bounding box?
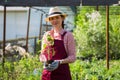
[74,6,120,59]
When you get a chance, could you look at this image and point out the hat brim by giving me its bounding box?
[45,14,67,22]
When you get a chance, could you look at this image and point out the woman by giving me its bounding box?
[39,7,76,80]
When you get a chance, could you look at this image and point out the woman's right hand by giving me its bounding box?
[39,54,47,62]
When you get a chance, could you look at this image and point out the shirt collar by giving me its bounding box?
[59,29,66,35]
[51,28,66,35]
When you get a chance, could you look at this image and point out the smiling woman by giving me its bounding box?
[39,7,76,80]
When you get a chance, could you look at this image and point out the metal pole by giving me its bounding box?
[26,7,31,52]
[34,37,37,54]
[2,5,6,69]
[46,14,48,31]
[96,5,99,11]
[106,5,109,69]
[39,14,43,39]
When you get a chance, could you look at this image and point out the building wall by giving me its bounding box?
[0,6,75,41]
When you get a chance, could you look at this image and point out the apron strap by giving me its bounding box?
[61,31,67,40]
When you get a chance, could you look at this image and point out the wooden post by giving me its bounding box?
[34,37,37,54]
[106,5,109,69]
[46,14,48,31]
[2,5,6,69]
[26,7,31,52]
[39,14,43,40]
[96,5,99,11]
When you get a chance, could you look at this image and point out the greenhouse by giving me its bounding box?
[0,0,120,80]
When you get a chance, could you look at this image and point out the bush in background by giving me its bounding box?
[74,6,120,60]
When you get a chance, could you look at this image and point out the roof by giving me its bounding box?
[0,6,29,11]
[0,0,119,6]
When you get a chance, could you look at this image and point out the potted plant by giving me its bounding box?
[41,33,55,66]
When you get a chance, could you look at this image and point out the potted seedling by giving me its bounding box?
[41,34,55,66]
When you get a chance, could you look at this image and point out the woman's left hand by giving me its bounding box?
[44,61,60,71]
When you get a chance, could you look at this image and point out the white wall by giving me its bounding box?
[0,6,75,41]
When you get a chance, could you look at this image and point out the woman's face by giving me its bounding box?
[49,15,64,28]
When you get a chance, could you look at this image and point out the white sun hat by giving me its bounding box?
[45,7,67,22]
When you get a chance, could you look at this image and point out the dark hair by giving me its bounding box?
[60,15,65,29]
[62,21,64,29]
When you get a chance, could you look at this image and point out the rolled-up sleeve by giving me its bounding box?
[62,32,76,64]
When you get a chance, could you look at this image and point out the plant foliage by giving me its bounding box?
[74,6,120,59]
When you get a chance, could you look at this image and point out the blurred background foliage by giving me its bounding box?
[74,6,120,60]
[0,6,120,80]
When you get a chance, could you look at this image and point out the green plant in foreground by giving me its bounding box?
[0,55,43,80]
[70,59,120,80]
